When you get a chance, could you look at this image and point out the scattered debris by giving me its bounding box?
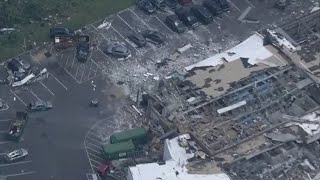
[266,29,297,52]
[238,6,252,22]
[97,20,112,30]
[0,28,16,34]
[177,44,193,54]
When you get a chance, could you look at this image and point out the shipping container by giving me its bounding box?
[110,128,147,145]
[102,140,136,160]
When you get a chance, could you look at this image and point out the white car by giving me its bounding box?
[5,148,28,162]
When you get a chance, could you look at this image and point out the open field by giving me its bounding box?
[0,0,133,61]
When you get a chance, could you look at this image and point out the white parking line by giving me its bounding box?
[91,24,112,45]
[40,82,55,96]
[117,14,133,30]
[153,16,173,33]
[75,66,80,79]
[80,66,85,82]
[89,158,103,167]
[29,52,42,66]
[0,103,9,112]
[64,67,81,84]
[10,89,27,106]
[50,74,68,90]
[30,90,41,101]
[60,53,64,61]
[88,129,106,139]
[88,152,105,161]
[223,12,232,20]
[0,141,10,145]
[86,141,101,149]
[84,141,95,173]
[227,0,242,13]
[212,19,220,26]
[0,160,32,167]
[4,171,36,177]
[64,54,70,67]
[0,119,11,122]
[86,146,102,155]
[201,26,212,35]
[86,136,102,144]
[245,0,255,8]
[87,60,94,80]
[96,47,119,69]
[71,54,76,69]
[129,9,151,29]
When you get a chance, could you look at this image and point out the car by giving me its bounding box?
[143,30,165,44]
[203,0,223,15]
[175,8,199,28]
[165,0,178,9]
[178,0,192,6]
[76,42,90,62]
[97,162,112,177]
[104,44,131,58]
[191,5,213,24]
[149,0,166,9]
[28,100,53,112]
[7,58,26,73]
[165,15,187,33]
[137,0,157,14]
[128,33,147,47]
[214,0,229,11]
[49,26,74,38]
[5,148,28,162]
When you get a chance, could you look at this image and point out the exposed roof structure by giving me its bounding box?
[127,134,230,180]
[185,33,286,71]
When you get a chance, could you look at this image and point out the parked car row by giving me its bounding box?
[164,0,229,33]
[137,0,229,14]
[137,0,192,14]
[102,30,165,59]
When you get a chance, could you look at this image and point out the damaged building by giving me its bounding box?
[138,11,320,180]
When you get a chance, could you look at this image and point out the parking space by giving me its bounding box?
[0,119,10,133]
[10,88,38,107]
[84,118,116,172]
[0,160,36,179]
[0,0,314,179]
[0,121,36,179]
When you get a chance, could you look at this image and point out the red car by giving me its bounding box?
[178,0,192,6]
[97,162,112,177]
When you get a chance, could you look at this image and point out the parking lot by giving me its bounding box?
[0,0,316,179]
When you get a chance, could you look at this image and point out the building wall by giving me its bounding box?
[126,168,134,180]
[163,139,172,161]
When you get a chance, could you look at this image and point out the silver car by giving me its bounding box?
[28,100,53,112]
[5,148,28,162]
[104,44,131,58]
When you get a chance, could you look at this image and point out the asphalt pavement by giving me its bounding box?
[0,0,316,179]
